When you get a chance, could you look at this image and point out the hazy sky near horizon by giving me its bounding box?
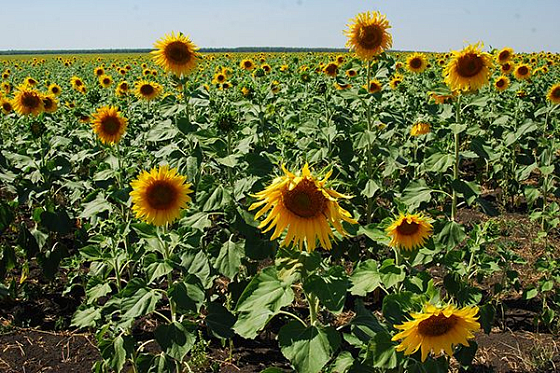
[1,0,559,52]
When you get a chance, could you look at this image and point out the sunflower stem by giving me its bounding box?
[451,95,462,221]
[158,225,177,323]
[307,292,320,326]
[365,60,374,225]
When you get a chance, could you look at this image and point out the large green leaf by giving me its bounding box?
[400,180,432,210]
[278,321,340,373]
[154,321,196,362]
[205,302,236,339]
[234,266,294,339]
[349,259,382,296]
[215,238,245,279]
[303,266,348,314]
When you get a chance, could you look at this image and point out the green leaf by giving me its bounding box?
[454,341,478,367]
[146,259,173,284]
[234,267,294,339]
[154,321,196,362]
[435,221,466,249]
[278,321,341,373]
[382,292,416,325]
[329,351,354,373]
[80,194,112,218]
[357,224,391,246]
[349,259,382,296]
[0,202,14,234]
[400,180,432,210]
[120,286,161,320]
[378,259,406,289]
[362,180,380,198]
[451,180,480,205]
[523,287,538,300]
[303,266,348,314]
[478,304,495,334]
[449,123,468,134]
[425,153,454,173]
[215,239,245,279]
[71,306,101,328]
[205,302,236,339]
[168,276,205,314]
[367,331,398,369]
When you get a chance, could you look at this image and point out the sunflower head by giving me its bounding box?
[406,53,428,73]
[24,77,38,86]
[547,83,560,105]
[99,74,113,88]
[494,76,509,92]
[13,86,44,116]
[130,165,193,226]
[151,31,199,76]
[323,62,338,77]
[249,164,357,252]
[514,64,531,80]
[386,213,432,251]
[42,94,58,114]
[91,106,128,145]
[364,79,382,93]
[240,59,255,70]
[135,80,163,101]
[496,47,514,64]
[94,67,105,77]
[0,98,13,114]
[410,122,431,136]
[501,62,514,75]
[392,303,480,362]
[344,11,392,60]
[346,69,358,78]
[443,43,493,92]
[390,74,403,90]
[48,83,62,96]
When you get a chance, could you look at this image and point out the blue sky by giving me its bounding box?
[1,0,559,52]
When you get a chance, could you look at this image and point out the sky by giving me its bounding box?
[1,0,559,53]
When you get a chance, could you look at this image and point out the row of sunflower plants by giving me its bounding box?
[0,12,559,373]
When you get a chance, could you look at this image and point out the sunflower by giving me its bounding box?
[270,80,281,94]
[546,83,560,105]
[94,67,105,77]
[406,53,428,73]
[71,76,85,91]
[130,165,193,226]
[2,72,9,80]
[240,59,255,70]
[212,72,227,84]
[344,11,392,60]
[392,303,480,362]
[323,62,338,77]
[429,92,455,104]
[24,77,38,86]
[241,86,251,97]
[151,31,199,76]
[494,76,509,92]
[496,47,514,64]
[13,86,44,116]
[96,74,112,88]
[443,43,493,92]
[0,98,13,114]
[115,81,129,96]
[514,64,531,80]
[346,69,358,78]
[334,82,352,90]
[262,64,272,73]
[48,83,62,96]
[1,82,11,95]
[501,62,514,75]
[249,164,357,252]
[390,74,403,89]
[91,106,127,145]
[42,94,58,114]
[386,213,432,251]
[135,80,163,101]
[395,61,404,70]
[364,79,382,93]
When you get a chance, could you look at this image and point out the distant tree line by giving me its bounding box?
[0,47,352,56]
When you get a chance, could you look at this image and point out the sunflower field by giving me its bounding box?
[1,11,560,373]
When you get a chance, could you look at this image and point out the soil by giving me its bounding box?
[0,206,559,373]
